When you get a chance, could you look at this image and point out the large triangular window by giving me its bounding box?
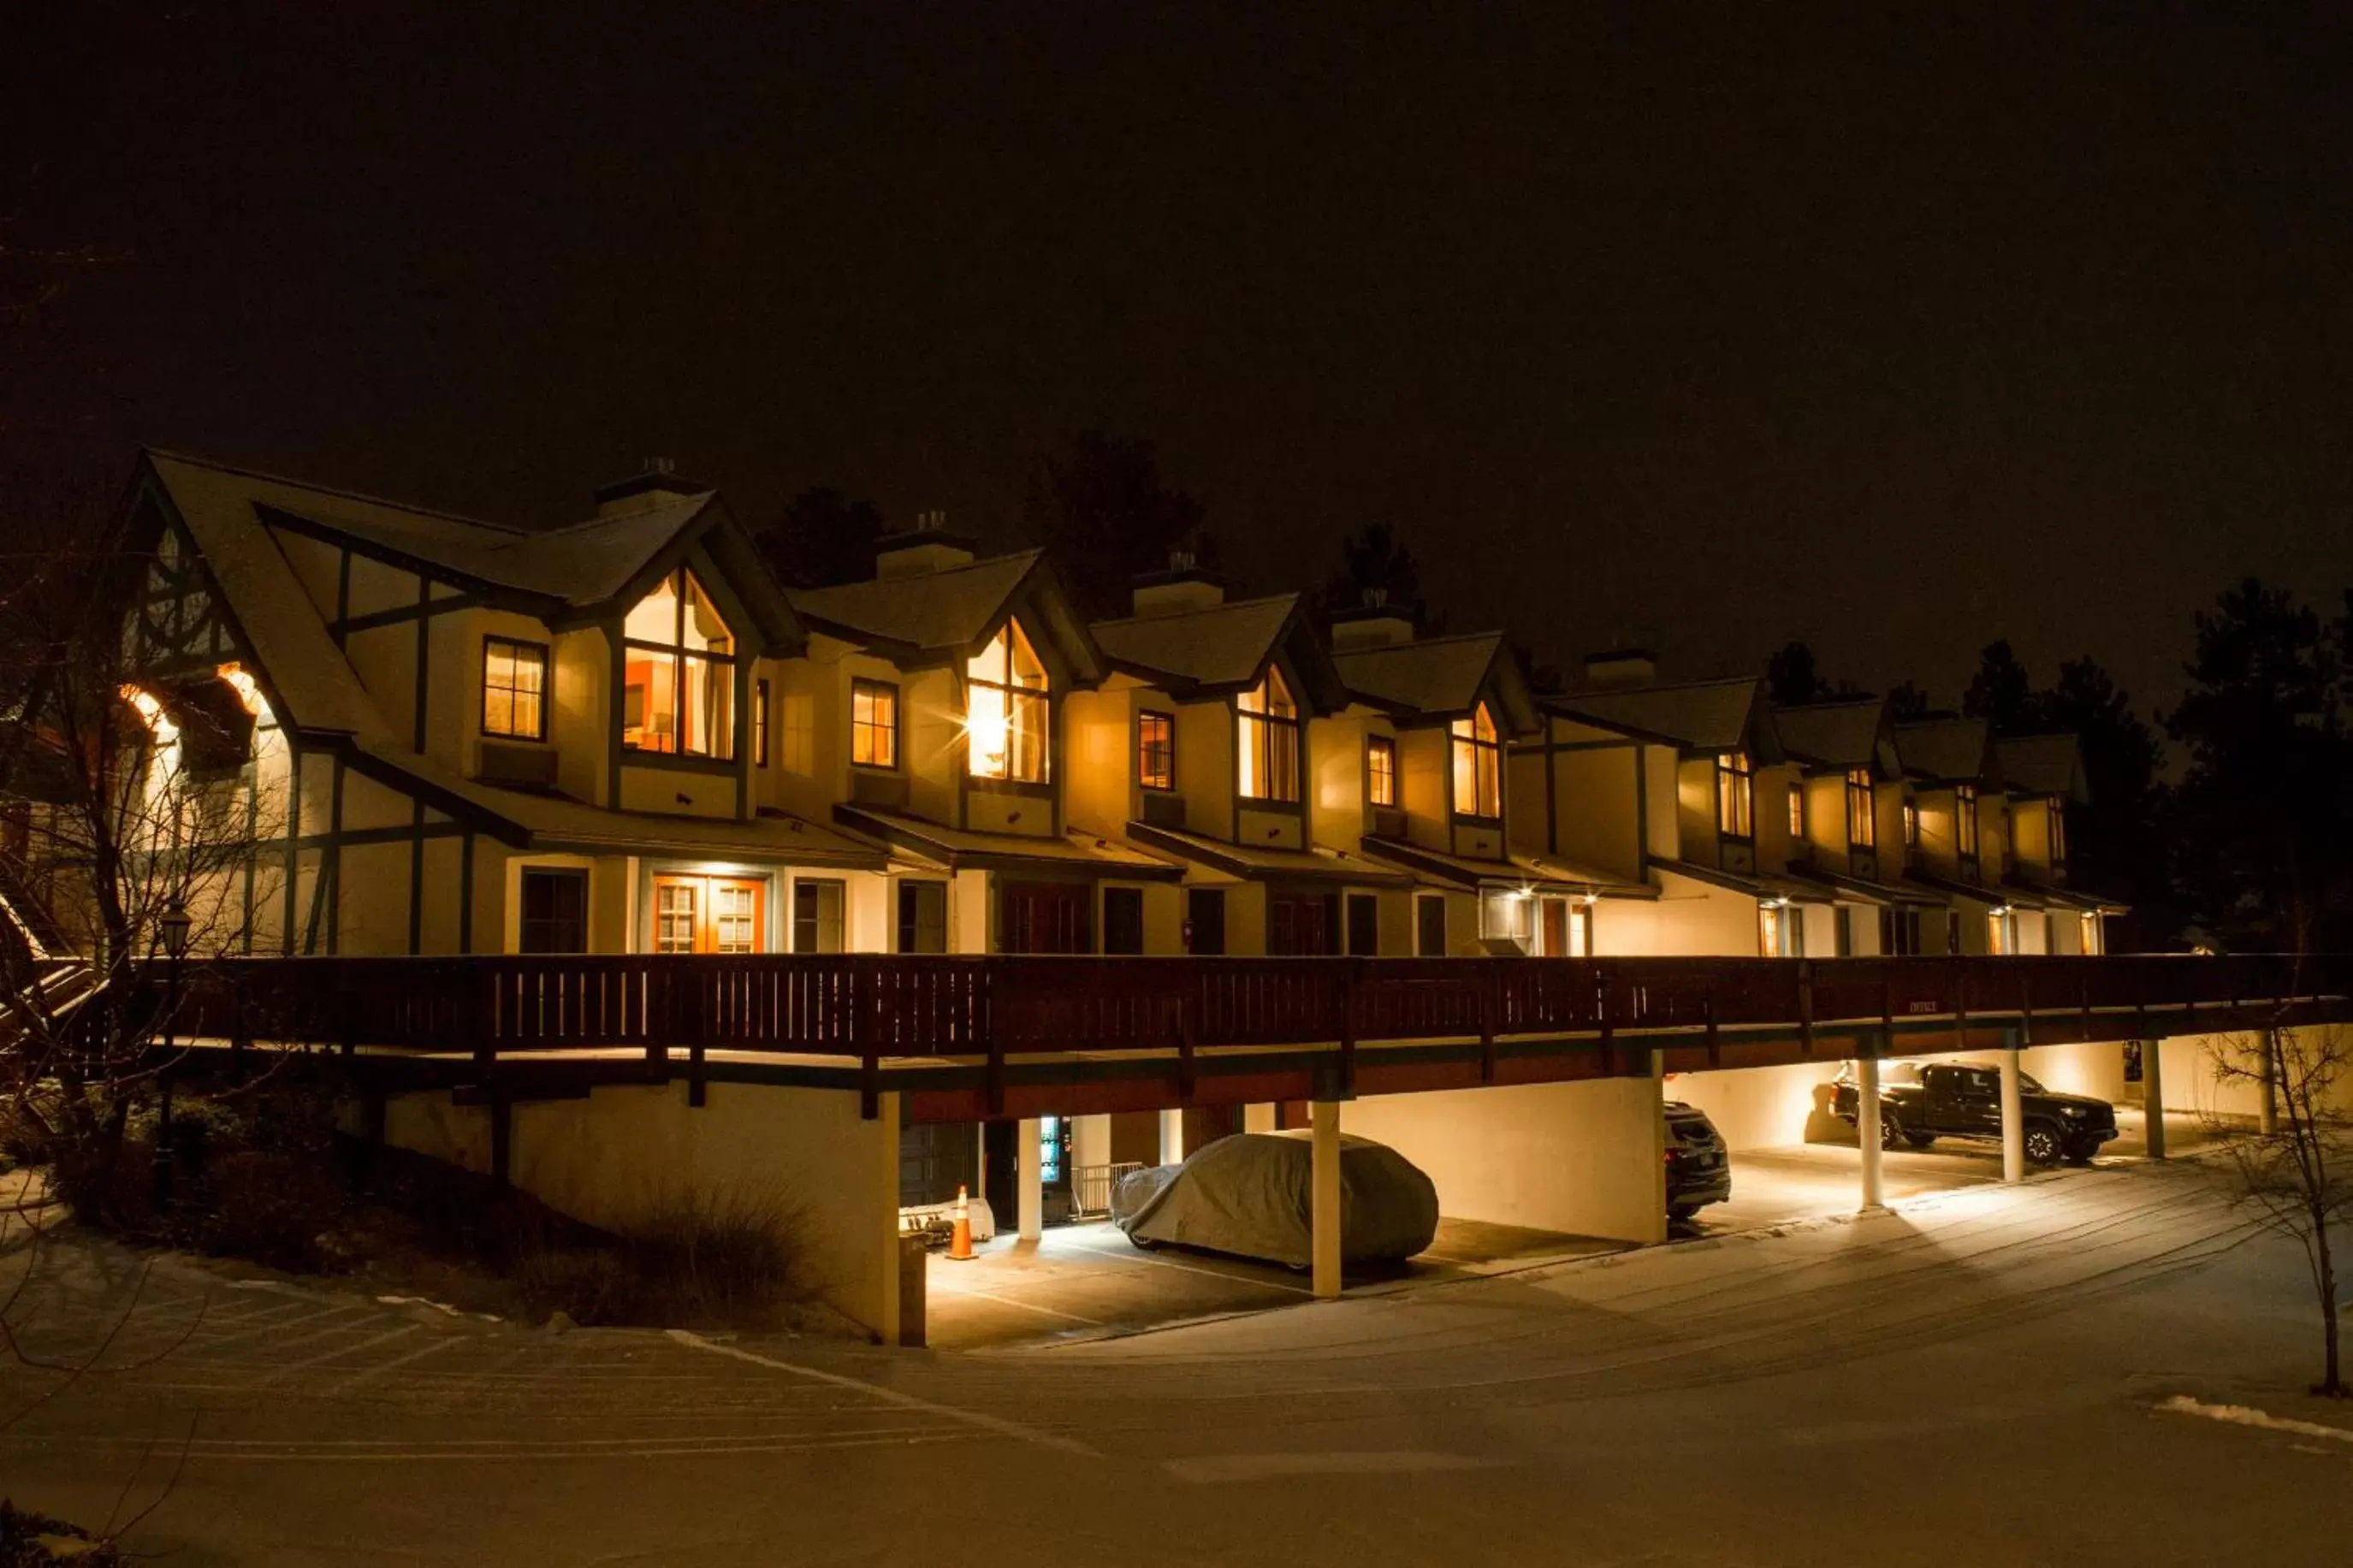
[623,570,735,759]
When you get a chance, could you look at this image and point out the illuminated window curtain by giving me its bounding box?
[1366,734,1396,807]
[1237,667,1300,802]
[1716,753,1754,838]
[1955,784,1980,857]
[2048,796,2067,862]
[966,620,1048,781]
[622,570,735,759]
[1138,712,1174,790]
[1787,782,1806,839]
[1846,768,1875,848]
[1450,702,1501,819]
[852,678,899,768]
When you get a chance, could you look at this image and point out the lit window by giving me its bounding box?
[1955,784,1980,858]
[1758,902,1803,958]
[2078,910,2101,956]
[622,570,734,759]
[1479,889,1530,945]
[1138,711,1174,791]
[1237,667,1300,802]
[1846,767,1876,849]
[1451,702,1502,820]
[1716,753,1754,839]
[482,637,548,742]
[967,620,1047,781]
[1903,801,1919,847]
[1787,781,1806,840]
[1366,734,1396,808]
[1988,908,2014,955]
[2048,795,2067,863]
[852,677,899,769]
[754,678,770,767]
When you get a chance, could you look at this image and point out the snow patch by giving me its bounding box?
[2158,1394,2353,1444]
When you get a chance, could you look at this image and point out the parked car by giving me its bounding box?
[1664,1101,1732,1221]
[1110,1131,1439,1269]
[1830,1059,2118,1166]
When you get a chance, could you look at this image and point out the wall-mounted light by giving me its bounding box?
[119,685,179,744]
[216,661,270,721]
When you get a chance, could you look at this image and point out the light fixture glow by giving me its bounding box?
[120,684,179,744]
[216,660,270,720]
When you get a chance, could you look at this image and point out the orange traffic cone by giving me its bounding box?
[948,1184,974,1261]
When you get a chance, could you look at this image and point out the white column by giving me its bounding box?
[1016,1116,1043,1241]
[1159,1108,1185,1166]
[2000,1046,2025,1182]
[1857,1056,1885,1210]
[2141,1038,2166,1160]
[1311,1099,1342,1301]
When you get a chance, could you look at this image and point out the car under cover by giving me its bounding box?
[1111,1131,1440,1269]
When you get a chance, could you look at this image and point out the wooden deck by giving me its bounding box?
[147,951,2353,1121]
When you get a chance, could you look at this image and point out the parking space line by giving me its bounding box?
[320,1330,465,1393]
[933,1286,1106,1327]
[1089,1247,1316,1295]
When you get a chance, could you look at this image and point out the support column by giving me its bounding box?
[2000,1044,2025,1183]
[1016,1116,1043,1241]
[1159,1108,1185,1166]
[1857,1055,1885,1211]
[1310,1099,1342,1301]
[2141,1038,2166,1160]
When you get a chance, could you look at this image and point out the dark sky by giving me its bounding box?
[8,3,2350,720]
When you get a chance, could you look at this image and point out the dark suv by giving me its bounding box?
[1664,1101,1732,1220]
[1831,1060,2118,1167]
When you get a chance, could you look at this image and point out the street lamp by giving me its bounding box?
[159,897,193,963]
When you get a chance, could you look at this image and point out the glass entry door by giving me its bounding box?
[651,874,768,954]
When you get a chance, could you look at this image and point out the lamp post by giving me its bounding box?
[154,896,192,1208]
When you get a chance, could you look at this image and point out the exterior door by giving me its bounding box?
[1345,892,1380,956]
[1269,892,1337,956]
[1539,896,1568,957]
[1003,882,1089,954]
[651,874,767,954]
[1186,887,1226,955]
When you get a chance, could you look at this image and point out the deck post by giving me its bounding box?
[1478,962,1497,1084]
[1016,1116,1043,1242]
[2000,1042,2025,1183]
[1704,977,1721,1069]
[1311,1098,1342,1301]
[1857,1053,1885,1211]
[2141,1030,2167,1161]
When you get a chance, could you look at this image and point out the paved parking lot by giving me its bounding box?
[924,1216,1621,1350]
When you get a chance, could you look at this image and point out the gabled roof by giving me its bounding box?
[146,450,801,652]
[1894,716,1995,786]
[1332,632,1538,733]
[1772,698,1900,777]
[1994,733,2089,802]
[1092,593,1349,710]
[1360,837,1656,898]
[1123,820,1411,885]
[1783,862,1947,908]
[1651,857,1833,906]
[787,551,1107,684]
[833,806,1181,879]
[1547,677,1778,760]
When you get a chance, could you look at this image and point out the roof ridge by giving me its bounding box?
[145,447,526,536]
[1093,590,1299,629]
[1333,628,1502,655]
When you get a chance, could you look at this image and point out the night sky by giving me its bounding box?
[8,3,2350,719]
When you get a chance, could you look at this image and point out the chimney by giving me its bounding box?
[1582,648,1659,689]
[594,457,707,517]
[874,508,977,579]
[1327,586,1417,651]
[1129,546,1226,618]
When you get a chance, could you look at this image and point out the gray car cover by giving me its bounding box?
[1111,1132,1438,1268]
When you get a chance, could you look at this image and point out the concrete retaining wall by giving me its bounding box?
[385,1082,902,1340]
[1339,1075,1667,1244]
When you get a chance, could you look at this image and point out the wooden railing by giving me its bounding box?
[163,950,2352,1077]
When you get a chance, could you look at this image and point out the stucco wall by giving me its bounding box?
[1665,1061,1846,1151]
[384,1082,903,1340]
[1338,1074,1667,1244]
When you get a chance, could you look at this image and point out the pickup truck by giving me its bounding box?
[1830,1060,2118,1167]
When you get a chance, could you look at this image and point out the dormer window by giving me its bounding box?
[1955,784,1980,859]
[1237,667,1300,803]
[482,637,548,742]
[1845,768,1876,849]
[851,678,899,769]
[623,570,735,760]
[1451,701,1502,820]
[967,618,1047,782]
[1716,753,1754,840]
